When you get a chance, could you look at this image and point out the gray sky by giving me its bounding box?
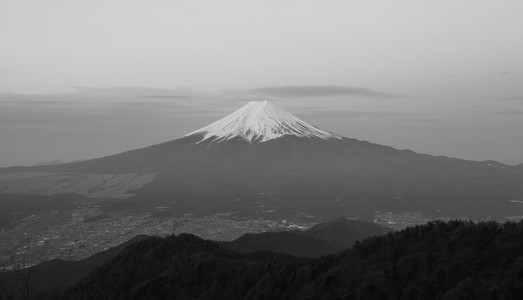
[1,0,522,167]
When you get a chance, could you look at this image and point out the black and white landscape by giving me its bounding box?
[1,1,523,299]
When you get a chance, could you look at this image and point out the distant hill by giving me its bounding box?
[0,235,148,299]
[222,231,343,258]
[222,217,391,257]
[57,220,523,300]
[304,217,391,246]
[60,234,306,300]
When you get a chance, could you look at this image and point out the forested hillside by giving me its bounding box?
[58,220,523,300]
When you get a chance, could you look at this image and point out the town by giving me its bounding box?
[0,206,316,270]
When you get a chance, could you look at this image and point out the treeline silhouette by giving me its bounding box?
[57,220,523,300]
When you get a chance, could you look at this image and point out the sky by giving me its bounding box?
[1,0,523,167]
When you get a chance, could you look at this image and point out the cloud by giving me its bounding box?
[0,87,231,127]
[0,93,83,107]
[0,99,76,106]
[298,110,414,118]
[493,110,523,116]
[72,86,194,99]
[493,71,512,76]
[143,95,193,99]
[501,96,523,101]
[248,85,402,99]
[115,101,181,107]
[0,87,199,111]
[112,101,190,110]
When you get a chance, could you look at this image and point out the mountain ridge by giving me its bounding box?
[222,217,392,258]
[56,220,523,300]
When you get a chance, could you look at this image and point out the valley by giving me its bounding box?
[0,197,463,270]
[0,202,317,270]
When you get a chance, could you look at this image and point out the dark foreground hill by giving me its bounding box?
[0,235,148,299]
[222,217,391,258]
[2,218,386,298]
[52,220,523,300]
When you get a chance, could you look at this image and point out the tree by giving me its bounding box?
[0,256,31,300]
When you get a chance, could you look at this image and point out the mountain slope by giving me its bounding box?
[58,220,523,300]
[60,234,307,300]
[1,101,522,221]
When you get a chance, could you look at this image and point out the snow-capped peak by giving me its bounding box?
[185,100,342,143]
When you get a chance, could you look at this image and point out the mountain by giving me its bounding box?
[1,100,523,221]
[222,217,391,257]
[0,235,148,299]
[56,220,523,300]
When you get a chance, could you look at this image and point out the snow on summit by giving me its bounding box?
[185,100,341,143]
